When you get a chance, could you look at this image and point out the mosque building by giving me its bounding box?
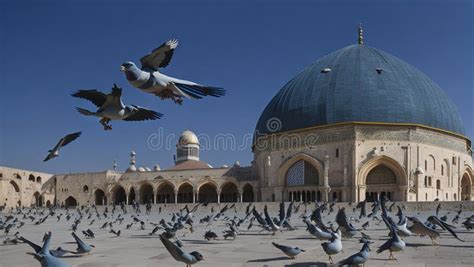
[1,27,472,208]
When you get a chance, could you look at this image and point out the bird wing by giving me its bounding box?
[60,132,82,148]
[140,39,178,70]
[160,235,185,261]
[71,90,107,107]
[278,202,286,224]
[252,207,267,226]
[123,105,163,121]
[428,216,464,241]
[286,201,293,220]
[264,205,274,226]
[272,242,289,252]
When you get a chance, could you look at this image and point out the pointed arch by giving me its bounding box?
[198,182,218,203]
[9,180,20,192]
[242,183,254,202]
[64,196,77,207]
[139,183,154,204]
[220,181,239,203]
[156,180,175,203]
[177,182,194,203]
[278,153,324,187]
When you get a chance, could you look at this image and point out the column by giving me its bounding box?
[217,189,221,203]
[192,190,196,203]
[154,193,157,204]
[323,155,330,201]
[126,195,129,205]
[174,191,178,204]
[239,192,243,203]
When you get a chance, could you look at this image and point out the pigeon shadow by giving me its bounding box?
[283,261,328,267]
[247,256,289,263]
[405,243,434,247]
[440,244,474,248]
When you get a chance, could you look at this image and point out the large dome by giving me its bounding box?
[255,44,465,136]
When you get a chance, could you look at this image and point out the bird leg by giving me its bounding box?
[100,117,112,130]
[172,95,183,105]
[388,251,397,260]
[430,236,439,245]
[328,255,333,264]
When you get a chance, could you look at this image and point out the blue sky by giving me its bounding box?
[0,0,472,174]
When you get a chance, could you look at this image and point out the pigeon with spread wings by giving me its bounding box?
[43,132,81,162]
[120,39,225,105]
[160,234,203,267]
[72,84,163,130]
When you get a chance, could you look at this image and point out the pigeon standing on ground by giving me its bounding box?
[120,39,225,105]
[72,84,163,130]
[377,225,405,260]
[272,242,305,259]
[321,229,343,264]
[43,132,81,162]
[338,242,370,266]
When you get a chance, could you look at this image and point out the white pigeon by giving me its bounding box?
[72,84,163,130]
[120,39,225,105]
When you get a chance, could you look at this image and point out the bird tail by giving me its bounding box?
[76,107,95,116]
[174,83,226,99]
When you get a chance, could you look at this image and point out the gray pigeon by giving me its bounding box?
[72,84,162,130]
[321,229,343,264]
[160,234,203,267]
[120,39,225,105]
[43,132,81,162]
[376,225,405,260]
[71,232,94,254]
[338,242,370,266]
[272,242,305,259]
[27,232,69,267]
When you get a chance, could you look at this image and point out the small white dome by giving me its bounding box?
[130,150,136,156]
[154,165,161,171]
[414,166,424,175]
[221,164,229,168]
[138,167,146,172]
[178,130,199,146]
[145,167,151,172]
[234,161,240,167]
[126,165,137,172]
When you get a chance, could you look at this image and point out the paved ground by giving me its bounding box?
[1,203,473,266]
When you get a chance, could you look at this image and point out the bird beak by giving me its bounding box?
[120,66,126,72]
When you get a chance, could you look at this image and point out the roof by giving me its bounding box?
[255,44,465,137]
[166,160,212,171]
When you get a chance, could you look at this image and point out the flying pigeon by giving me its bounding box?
[160,234,203,267]
[120,39,225,105]
[43,132,81,162]
[72,84,163,130]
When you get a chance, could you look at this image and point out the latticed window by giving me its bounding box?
[286,160,319,186]
[366,165,397,184]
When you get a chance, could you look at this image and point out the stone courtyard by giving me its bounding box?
[1,202,473,266]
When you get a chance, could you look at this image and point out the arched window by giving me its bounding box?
[424,160,427,171]
[83,185,89,193]
[15,174,21,180]
[441,165,444,176]
[366,165,397,184]
[286,160,319,186]
[436,180,441,190]
[29,174,35,182]
[36,176,42,183]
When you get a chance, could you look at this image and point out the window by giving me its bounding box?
[424,176,428,187]
[441,165,444,176]
[425,160,428,171]
[336,149,339,158]
[428,177,432,187]
[436,180,441,190]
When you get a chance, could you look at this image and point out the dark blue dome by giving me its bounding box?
[255,44,465,136]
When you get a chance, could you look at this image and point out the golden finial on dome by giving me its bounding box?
[358,23,364,45]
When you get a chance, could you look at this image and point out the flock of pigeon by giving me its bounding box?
[1,197,473,266]
[43,39,225,162]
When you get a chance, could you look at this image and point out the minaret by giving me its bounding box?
[126,150,137,172]
[113,160,117,171]
[358,23,364,45]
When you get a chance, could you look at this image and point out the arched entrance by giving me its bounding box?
[94,189,106,205]
[46,200,51,207]
[220,182,239,202]
[6,181,21,208]
[284,159,320,202]
[156,182,175,203]
[242,184,254,202]
[365,165,397,202]
[112,185,126,205]
[198,183,218,203]
[177,183,193,203]
[461,173,472,200]
[32,192,42,207]
[65,196,77,207]
[128,187,136,204]
[139,183,154,204]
